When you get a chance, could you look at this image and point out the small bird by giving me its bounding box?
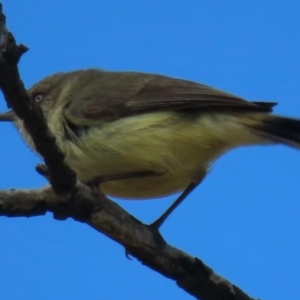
[0,69,299,228]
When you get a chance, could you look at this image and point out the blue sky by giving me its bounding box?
[1,1,300,299]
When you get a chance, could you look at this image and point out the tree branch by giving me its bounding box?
[0,3,76,196]
[0,187,257,300]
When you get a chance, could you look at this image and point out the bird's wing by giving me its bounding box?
[63,71,277,124]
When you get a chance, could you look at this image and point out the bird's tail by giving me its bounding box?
[239,114,300,149]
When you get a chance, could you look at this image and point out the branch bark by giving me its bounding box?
[0,186,257,300]
[0,3,258,300]
[0,3,76,196]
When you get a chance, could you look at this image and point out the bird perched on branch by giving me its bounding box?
[0,69,299,228]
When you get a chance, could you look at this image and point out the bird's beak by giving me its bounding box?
[0,110,16,122]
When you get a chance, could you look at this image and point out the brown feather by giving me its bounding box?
[63,70,276,123]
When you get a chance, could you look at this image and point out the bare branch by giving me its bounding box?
[0,187,257,300]
[0,3,76,196]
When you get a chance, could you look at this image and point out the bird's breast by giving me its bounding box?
[58,111,258,199]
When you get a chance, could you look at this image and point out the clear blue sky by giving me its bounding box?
[1,1,300,299]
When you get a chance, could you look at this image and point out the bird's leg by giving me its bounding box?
[149,172,206,230]
[89,170,167,250]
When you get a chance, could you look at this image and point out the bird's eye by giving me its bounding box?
[34,94,44,102]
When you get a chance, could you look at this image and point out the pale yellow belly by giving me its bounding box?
[60,112,260,199]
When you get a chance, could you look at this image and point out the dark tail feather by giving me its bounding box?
[244,114,300,149]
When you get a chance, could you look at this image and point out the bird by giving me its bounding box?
[0,68,299,228]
